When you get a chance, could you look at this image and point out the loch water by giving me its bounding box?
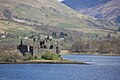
[0,54,120,80]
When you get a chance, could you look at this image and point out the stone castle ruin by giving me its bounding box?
[17,35,61,56]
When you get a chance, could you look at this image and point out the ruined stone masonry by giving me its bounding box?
[17,35,61,56]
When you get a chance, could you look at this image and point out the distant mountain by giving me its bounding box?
[62,0,120,23]
[62,0,111,9]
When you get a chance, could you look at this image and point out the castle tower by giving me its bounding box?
[56,44,61,55]
[20,38,23,45]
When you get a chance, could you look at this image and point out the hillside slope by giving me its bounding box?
[0,0,117,33]
[0,0,90,27]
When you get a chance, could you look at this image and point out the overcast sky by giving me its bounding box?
[57,0,64,2]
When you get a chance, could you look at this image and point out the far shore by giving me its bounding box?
[0,60,90,65]
[61,50,120,56]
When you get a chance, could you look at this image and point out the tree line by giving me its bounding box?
[70,36,120,55]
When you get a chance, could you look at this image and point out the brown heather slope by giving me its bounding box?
[0,0,89,26]
[0,0,118,33]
